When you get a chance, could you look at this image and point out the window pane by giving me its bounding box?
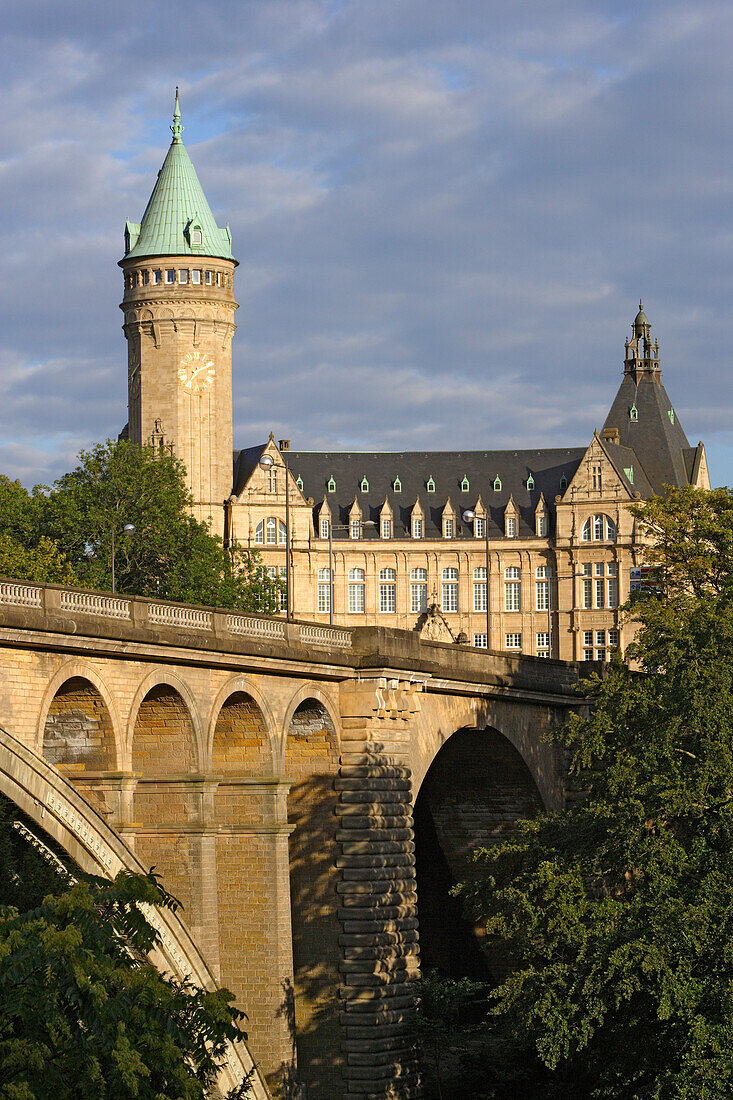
[583,579,593,608]
[475,518,485,538]
[255,521,264,544]
[474,633,488,649]
[473,582,487,612]
[595,579,605,608]
[608,578,618,608]
[350,520,360,539]
[318,584,330,612]
[178,269,189,284]
[505,566,520,578]
[444,519,454,538]
[504,582,521,611]
[379,584,396,613]
[412,519,423,538]
[442,583,458,612]
[505,633,521,649]
[348,584,365,612]
[442,568,458,580]
[320,519,330,538]
[506,516,517,537]
[266,517,277,544]
[381,519,392,539]
[536,580,549,611]
[191,269,201,284]
[411,584,427,613]
[411,568,427,581]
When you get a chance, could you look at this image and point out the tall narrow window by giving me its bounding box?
[254,520,264,544]
[536,576,549,611]
[350,520,361,540]
[504,566,521,612]
[536,632,550,657]
[473,566,487,612]
[506,516,517,538]
[348,568,365,613]
[178,269,189,285]
[165,269,175,284]
[595,577,605,608]
[442,568,459,613]
[317,568,331,613]
[582,564,593,609]
[537,514,548,537]
[443,518,454,539]
[266,517,277,545]
[475,517,485,538]
[320,518,330,539]
[608,562,618,608]
[381,518,392,539]
[268,468,277,493]
[191,269,201,284]
[411,568,427,613]
[592,464,602,492]
[412,518,423,539]
[379,568,396,613]
[278,520,286,545]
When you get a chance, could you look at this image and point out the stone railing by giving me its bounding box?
[0,578,354,653]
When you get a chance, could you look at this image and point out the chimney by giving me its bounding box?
[279,439,290,451]
[601,427,620,445]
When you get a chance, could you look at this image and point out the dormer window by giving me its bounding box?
[350,520,361,540]
[629,404,638,422]
[191,227,203,247]
[460,476,469,493]
[327,477,336,493]
[506,516,517,538]
[443,518,454,539]
[526,474,534,490]
[427,477,436,493]
[296,475,304,490]
[668,409,675,424]
[559,474,568,492]
[360,477,369,493]
[393,477,402,493]
[493,476,502,492]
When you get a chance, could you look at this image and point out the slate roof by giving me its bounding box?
[234,447,585,539]
[602,372,692,494]
[123,94,234,262]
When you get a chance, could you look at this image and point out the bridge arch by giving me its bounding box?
[413,719,545,983]
[37,661,122,770]
[280,684,340,774]
[206,675,278,776]
[0,726,270,1099]
[125,669,204,773]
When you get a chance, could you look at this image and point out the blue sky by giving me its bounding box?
[1,0,732,486]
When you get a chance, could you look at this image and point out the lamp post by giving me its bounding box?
[327,520,376,625]
[258,451,293,621]
[462,509,489,647]
[111,524,136,595]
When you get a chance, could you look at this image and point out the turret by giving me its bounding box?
[624,299,660,384]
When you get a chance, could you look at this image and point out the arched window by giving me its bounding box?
[348,567,365,613]
[255,520,264,544]
[266,517,277,544]
[410,568,427,613]
[582,514,617,542]
[278,520,286,544]
[379,567,396,613]
[317,568,331,613]
[442,567,459,613]
[504,566,521,612]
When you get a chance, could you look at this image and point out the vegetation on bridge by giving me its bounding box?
[0,797,252,1099]
[0,439,280,612]
[449,486,733,1098]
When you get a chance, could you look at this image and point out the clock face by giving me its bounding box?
[178,350,215,393]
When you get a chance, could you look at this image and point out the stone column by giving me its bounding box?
[337,677,422,1098]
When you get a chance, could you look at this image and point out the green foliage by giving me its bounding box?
[0,799,251,1099]
[456,486,733,1098]
[410,972,486,1099]
[0,441,280,612]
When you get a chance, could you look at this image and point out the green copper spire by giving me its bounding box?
[171,87,183,143]
[122,92,235,262]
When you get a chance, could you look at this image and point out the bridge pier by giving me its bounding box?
[336,678,423,1099]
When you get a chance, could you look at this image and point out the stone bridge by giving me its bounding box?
[0,580,586,1098]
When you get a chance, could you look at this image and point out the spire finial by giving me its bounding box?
[639,298,643,311]
[171,87,183,143]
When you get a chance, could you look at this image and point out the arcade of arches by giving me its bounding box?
[0,624,578,1099]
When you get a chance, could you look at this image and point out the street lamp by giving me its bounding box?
[258,451,293,621]
[462,510,489,648]
[111,524,136,595]
[327,520,376,625]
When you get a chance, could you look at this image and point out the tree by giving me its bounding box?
[457,486,733,1099]
[0,441,281,612]
[0,797,252,1099]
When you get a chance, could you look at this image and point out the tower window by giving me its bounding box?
[153,270,162,285]
[178,269,189,284]
[205,271,213,285]
[629,404,638,421]
[165,269,175,284]
[296,475,304,490]
[526,474,534,490]
[191,228,202,246]
[142,271,150,285]
[624,466,634,484]
[668,409,675,424]
[191,269,201,284]
[559,474,567,492]
[217,272,222,286]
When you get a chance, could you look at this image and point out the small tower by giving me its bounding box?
[623,299,660,385]
[119,91,238,536]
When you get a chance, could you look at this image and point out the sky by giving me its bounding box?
[1,0,733,487]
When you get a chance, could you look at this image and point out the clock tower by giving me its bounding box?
[119,92,237,537]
